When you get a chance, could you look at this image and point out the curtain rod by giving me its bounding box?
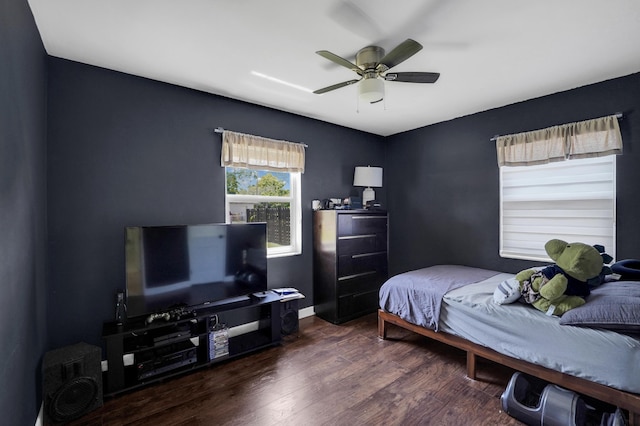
[214,127,308,147]
[489,112,623,142]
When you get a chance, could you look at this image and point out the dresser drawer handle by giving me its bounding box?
[338,234,376,240]
[352,251,386,259]
[338,271,377,281]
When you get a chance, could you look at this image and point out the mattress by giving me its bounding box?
[381,266,640,393]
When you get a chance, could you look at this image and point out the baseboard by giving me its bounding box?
[229,306,315,337]
[228,320,260,337]
[299,306,315,319]
[35,403,43,426]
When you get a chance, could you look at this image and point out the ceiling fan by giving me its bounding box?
[314,38,440,103]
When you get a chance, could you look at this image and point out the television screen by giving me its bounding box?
[125,223,267,319]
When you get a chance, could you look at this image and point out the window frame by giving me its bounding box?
[225,169,302,258]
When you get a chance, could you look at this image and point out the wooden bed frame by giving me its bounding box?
[378,309,640,425]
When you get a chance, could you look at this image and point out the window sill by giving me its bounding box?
[268,249,302,259]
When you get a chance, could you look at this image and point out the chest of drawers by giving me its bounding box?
[313,210,388,324]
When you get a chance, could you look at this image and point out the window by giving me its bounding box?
[225,167,302,257]
[220,129,305,258]
[496,114,622,261]
[499,156,616,261]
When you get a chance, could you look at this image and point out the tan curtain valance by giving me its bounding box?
[496,115,622,167]
[221,130,306,173]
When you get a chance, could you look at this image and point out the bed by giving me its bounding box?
[378,265,640,423]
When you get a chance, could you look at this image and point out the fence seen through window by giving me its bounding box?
[226,167,292,248]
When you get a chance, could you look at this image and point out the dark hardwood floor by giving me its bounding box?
[73,313,526,425]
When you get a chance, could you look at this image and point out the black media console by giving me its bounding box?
[102,292,282,395]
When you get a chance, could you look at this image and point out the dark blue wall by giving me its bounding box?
[46,57,386,349]
[45,58,640,355]
[386,73,640,276]
[0,0,48,423]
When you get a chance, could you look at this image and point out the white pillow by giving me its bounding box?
[493,277,521,305]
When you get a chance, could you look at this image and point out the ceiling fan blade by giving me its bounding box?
[313,79,360,94]
[328,0,383,44]
[376,39,423,72]
[316,51,362,74]
[384,72,440,83]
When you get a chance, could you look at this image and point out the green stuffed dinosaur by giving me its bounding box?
[493,239,612,316]
[518,239,612,316]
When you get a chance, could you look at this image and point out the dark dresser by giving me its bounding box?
[313,210,388,324]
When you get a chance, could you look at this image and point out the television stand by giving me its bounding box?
[102,292,281,396]
[200,294,251,308]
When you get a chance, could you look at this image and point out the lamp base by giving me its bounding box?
[362,187,375,206]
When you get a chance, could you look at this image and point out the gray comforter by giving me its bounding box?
[379,264,501,331]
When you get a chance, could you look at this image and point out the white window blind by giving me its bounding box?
[500,156,616,261]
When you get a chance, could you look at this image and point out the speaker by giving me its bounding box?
[280,299,299,335]
[43,342,103,425]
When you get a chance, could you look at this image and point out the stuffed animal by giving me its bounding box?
[611,259,640,281]
[493,239,612,316]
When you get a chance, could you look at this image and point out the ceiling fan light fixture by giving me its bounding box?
[359,77,384,103]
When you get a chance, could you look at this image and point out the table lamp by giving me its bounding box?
[353,166,383,206]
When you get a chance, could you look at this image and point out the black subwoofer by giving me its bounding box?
[43,342,103,425]
[280,299,299,335]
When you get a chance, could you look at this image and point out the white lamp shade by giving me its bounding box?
[358,78,384,103]
[353,166,383,188]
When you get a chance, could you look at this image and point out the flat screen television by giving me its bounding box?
[124,222,267,319]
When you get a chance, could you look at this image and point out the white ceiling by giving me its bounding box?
[28,0,640,136]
